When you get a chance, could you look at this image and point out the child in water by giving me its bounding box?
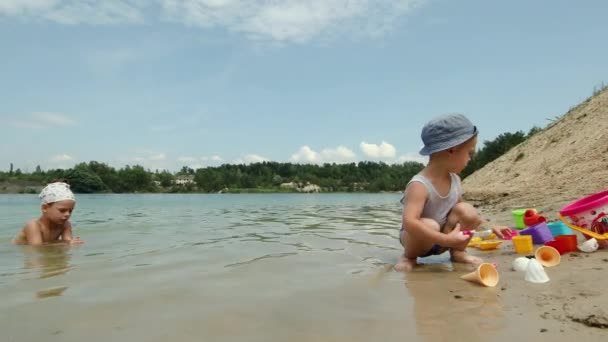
[13,181,84,246]
[395,114,510,271]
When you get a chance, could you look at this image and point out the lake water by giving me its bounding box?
[0,194,510,342]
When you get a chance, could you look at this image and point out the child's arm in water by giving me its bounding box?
[60,222,84,244]
[403,182,470,249]
[15,221,44,246]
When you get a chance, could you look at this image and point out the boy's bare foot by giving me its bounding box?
[394,255,417,272]
[450,250,483,264]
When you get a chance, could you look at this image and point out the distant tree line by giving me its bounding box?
[0,161,424,194]
[0,126,543,193]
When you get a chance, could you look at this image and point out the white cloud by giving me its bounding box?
[198,155,224,167]
[9,112,76,128]
[244,154,267,163]
[290,146,318,163]
[1,1,425,43]
[320,146,357,163]
[233,154,268,164]
[0,0,56,15]
[396,153,427,165]
[149,153,166,161]
[161,0,424,43]
[50,153,74,163]
[115,150,170,169]
[201,155,223,162]
[0,0,144,25]
[33,112,76,126]
[175,156,225,168]
[178,156,197,163]
[360,141,397,159]
[290,145,357,164]
[47,153,75,169]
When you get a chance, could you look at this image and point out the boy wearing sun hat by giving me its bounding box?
[395,114,510,271]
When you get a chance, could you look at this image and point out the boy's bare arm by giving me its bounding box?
[61,222,73,240]
[60,222,83,244]
[402,183,453,246]
[61,221,84,244]
[454,174,510,238]
[23,221,44,246]
[455,198,511,239]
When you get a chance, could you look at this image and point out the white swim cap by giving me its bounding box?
[39,182,76,204]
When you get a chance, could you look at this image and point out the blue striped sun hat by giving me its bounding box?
[419,113,478,156]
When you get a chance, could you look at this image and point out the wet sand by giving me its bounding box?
[429,208,608,341]
[446,239,608,340]
[2,242,606,342]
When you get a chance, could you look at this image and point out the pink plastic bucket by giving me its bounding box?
[560,190,608,238]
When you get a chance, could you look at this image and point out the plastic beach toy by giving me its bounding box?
[467,237,482,248]
[534,246,560,267]
[554,235,578,253]
[559,190,608,240]
[462,229,494,239]
[544,240,566,255]
[512,235,533,255]
[512,209,536,229]
[512,257,530,272]
[461,263,499,287]
[578,238,599,253]
[547,221,572,236]
[477,241,503,250]
[525,259,549,284]
[523,210,546,227]
[519,222,553,244]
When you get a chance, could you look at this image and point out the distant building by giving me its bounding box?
[299,183,321,193]
[280,182,298,189]
[280,181,320,193]
[174,175,195,185]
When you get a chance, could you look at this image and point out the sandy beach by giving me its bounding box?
[415,205,608,340]
[446,235,607,338]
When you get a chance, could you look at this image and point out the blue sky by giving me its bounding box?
[1,0,607,172]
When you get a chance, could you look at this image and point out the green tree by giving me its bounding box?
[157,170,174,187]
[117,165,152,192]
[65,166,108,193]
[87,161,120,191]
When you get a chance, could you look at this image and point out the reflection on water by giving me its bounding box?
[21,245,73,279]
[36,286,69,299]
[0,194,510,341]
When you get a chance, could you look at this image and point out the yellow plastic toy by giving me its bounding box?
[477,241,503,250]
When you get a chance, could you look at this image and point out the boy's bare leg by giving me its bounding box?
[395,218,442,272]
[444,202,484,265]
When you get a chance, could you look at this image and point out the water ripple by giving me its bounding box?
[0,193,405,287]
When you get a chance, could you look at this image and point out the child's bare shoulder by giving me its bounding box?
[13,220,39,244]
[406,179,429,194]
[23,219,41,231]
[404,181,429,202]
